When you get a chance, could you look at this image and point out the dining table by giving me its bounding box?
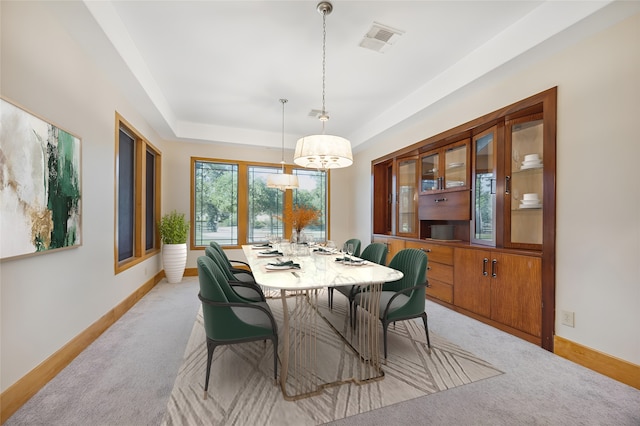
[242,243,403,400]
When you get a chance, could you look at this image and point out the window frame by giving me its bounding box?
[114,113,161,273]
[190,157,330,249]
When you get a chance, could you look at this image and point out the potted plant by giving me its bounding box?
[158,210,190,283]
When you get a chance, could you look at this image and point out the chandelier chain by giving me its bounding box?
[321,8,327,118]
[280,98,287,169]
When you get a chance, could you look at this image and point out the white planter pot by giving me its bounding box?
[162,243,187,283]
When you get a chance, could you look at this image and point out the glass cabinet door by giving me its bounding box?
[397,157,417,236]
[472,128,497,246]
[507,114,544,248]
[444,142,468,190]
[420,152,440,192]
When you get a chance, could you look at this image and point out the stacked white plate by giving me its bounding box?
[520,193,542,209]
[521,153,542,170]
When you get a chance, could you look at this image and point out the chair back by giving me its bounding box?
[209,241,234,270]
[198,256,234,340]
[198,256,269,341]
[204,247,247,303]
[344,238,361,257]
[360,243,388,265]
[205,246,234,278]
[384,248,428,313]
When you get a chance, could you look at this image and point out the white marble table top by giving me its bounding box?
[242,245,403,291]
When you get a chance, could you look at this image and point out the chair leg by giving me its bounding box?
[328,288,333,309]
[204,339,216,399]
[272,335,278,385]
[382,321,389,360]
[421,313,432,354]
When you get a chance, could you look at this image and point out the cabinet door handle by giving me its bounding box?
[482,258,488,276]
[419,248,432,253]
[434,198,447,203]
[491,259,497,278]
[505,176,511,195]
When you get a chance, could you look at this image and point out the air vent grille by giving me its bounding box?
[359,22,405,53]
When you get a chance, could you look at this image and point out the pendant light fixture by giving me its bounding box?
[267,98,299,191]
[294,1,352,170]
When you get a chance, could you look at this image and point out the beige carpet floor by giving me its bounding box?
[162,291,502,425]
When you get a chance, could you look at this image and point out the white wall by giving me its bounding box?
[0,2,166,391]
[1,1,638,396]
[350,12,640,364]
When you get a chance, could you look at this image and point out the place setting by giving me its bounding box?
[313,240,339,255]
[265,259,301,271]
[257,249,283,257]
[335,242,369,266]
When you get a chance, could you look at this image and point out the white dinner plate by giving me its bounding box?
[343,260,367,266]
[265,264,297,271]
[315,249,337,255]
[519,204,542,209]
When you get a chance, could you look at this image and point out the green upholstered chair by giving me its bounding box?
[343,238,361,257]
[204,246,265,302]
[209,241,254,282]
[197,256,278,399]
[353,248,431,359]
[328,242,388,310]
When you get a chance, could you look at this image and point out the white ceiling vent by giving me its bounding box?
[359,22,405,53]
[308,109,327,118]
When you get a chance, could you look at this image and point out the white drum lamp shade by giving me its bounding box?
[266,172,299,190]
[294,134,353,169]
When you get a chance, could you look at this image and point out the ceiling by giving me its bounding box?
[74,0,619,151]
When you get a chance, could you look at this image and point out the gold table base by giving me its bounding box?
[277,285,384,401]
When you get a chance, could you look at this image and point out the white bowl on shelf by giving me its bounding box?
[521,199,541,205]
[523,154,540,162]
[523,193,539,201]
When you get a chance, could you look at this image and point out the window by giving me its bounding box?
[115,114,161,272]
[192,158,329,248]
[292,168,328,243]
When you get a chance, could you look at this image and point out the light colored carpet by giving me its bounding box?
[161,291,503,425]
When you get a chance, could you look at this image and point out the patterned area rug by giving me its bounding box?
[162,291,502,425]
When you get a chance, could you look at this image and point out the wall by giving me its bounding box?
[0,2,167,392]
[350,12,640,364]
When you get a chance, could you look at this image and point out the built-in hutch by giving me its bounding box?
[372,88,556,351]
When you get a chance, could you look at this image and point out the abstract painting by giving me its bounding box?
[1,98,81,260]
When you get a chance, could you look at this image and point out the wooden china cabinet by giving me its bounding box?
[371,88,557,351]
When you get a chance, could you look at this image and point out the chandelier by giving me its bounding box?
[267,99,299,191]
[294,1,353,170]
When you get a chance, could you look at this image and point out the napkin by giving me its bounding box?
[260,249,283,255]
[267,260,300,269]
[314,247,334,253]
[336,257,364,263]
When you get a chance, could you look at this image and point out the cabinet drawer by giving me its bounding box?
[419,191,470,221]
[427,262,453,283]
[405,241,454,265]
[426,279,453,303]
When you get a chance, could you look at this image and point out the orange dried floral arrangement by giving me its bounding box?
[282,205,321,233]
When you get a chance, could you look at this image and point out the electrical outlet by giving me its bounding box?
[561,310,575,327]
